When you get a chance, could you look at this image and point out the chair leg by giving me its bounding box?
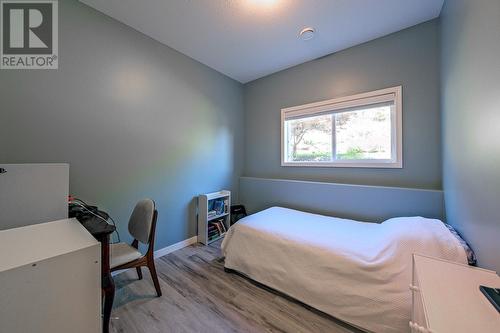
[147,259,162,297]
[136,267,143,280]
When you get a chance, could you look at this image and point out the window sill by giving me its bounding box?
[281,161,403,168]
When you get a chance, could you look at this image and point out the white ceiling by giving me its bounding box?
[80,0,444,83]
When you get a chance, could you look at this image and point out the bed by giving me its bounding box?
[222,207,473,333]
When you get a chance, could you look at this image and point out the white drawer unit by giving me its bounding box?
[0,219,101,333]
[411,254,500,333]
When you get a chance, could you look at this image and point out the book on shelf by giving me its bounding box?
[219,220,227,233]
[215,218,227,232]
[208,232,221,241]
[213,199,225,215]
[213,221,222,234]
[207,218,227,241]
[208,233,218,240]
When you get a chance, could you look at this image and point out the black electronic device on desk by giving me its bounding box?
[68,197,116,333]
[480,286,500,312]
[69,200,116,238]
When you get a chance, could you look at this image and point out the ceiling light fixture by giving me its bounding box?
[299,27,315,41]
[249,0,277,7]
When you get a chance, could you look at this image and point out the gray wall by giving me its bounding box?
[240,177,444,222]
[0,0,244,250]
[243,20,442,190]
[441,0,500,272]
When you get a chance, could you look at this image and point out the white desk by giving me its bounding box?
[411,254,500,333]
[0,219,101,333]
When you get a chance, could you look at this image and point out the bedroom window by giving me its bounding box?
[281,86,402,168]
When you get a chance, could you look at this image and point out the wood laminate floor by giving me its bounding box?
[110,239,364,333]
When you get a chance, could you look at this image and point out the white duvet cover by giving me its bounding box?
[221,207,467,333]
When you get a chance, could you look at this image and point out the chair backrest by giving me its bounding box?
[128,199,156,244]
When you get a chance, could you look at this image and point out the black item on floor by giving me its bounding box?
[230,205,247,226]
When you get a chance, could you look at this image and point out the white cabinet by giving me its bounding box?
[0,219,101,333]
[0,163,69,230]
[411,254,500,333]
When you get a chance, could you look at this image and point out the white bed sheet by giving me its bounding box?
[222,207,467,333]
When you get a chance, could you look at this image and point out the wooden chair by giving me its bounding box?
[110,199,162,297]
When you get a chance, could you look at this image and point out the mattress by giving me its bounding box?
[222,207,467,333]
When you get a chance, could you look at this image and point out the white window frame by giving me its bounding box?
[281,86,403,168]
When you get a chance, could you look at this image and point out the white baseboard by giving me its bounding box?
[111,236,198,277]
[154,235,198,259]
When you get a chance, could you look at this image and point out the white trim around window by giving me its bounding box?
[281,86,403,168]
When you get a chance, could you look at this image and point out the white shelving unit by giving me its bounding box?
[198,190,231,245]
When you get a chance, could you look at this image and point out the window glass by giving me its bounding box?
[286,114,332,162]
[335,106,392,160]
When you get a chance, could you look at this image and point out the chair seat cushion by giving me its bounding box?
[110,242,143,269]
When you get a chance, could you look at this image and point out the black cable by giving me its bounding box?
[107,215,121,243]
[71,198,121,243]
